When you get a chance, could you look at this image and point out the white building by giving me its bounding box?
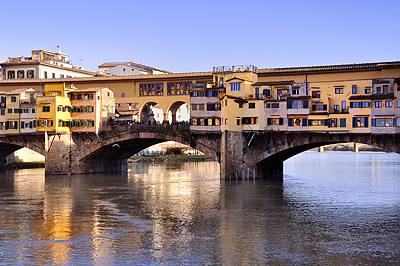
[98,62,171,76]
[1,49,107,80]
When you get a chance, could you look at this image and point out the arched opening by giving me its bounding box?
[81,138,210,163]
[257,140,398,179]
[167,101,189,124]
[0,143,45,167]
[139,102,161,124]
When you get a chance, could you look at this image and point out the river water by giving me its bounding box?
[0,152,399,265]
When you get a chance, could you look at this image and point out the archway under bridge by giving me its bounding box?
[220,131,400,180]
[44,125,221,175]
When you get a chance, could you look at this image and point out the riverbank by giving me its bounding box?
[129,155,212,163]
[6,161,45,169]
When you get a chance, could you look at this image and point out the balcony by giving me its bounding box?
[213,65,257,73]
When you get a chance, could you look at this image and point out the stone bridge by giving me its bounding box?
[44,125,221,175]
[1,128,400,179]
[222,131,400,179]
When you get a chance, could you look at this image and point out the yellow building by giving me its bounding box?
[217,65,265,132]
[36,84,73,133]
[36,83,115,134]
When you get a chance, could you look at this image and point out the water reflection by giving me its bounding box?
[0,154,399,265]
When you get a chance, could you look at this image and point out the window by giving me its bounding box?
[383,85,389,93]
[335,87,344,94]
[190,91,205,97]
[230,82,241,91]
[372,118,392,127]
[267,118,284,125]
[207,103,221,111]
[361,102,371,108]
[44,71,48,79]
[27,70,34,78]
[52,73,55,78]
[239,103,243,108]
[249,103,255,109]
[0,109,4,115]
[207,90,219,97]
[397,101,400,108]
[365,88,371,94]
[166,82,190,95]
[7,109,12,113]
[242,117,257,125]
[288,117,308,127]
[42,106,50,112]
[352,86,357,94]
[17,70,24,78]
[331,118,337,127]
[237,119,240,126]
[342,101,346,111]
[266,103,279,108]
[334,105,340,112]
[340,118,346,127]
[292,88,300,95]
[7,71,15,79]
[312,91,320,98]
[140,83,164,96]
[60,74,64,78]
[376,86,382,94]
[309,119,325,126]
[375,101,382,108]
[11,96,16,102]
[312,104,327,111]
[352,117,369,128]
[385,101,393,107]
[191,104,197,111]
[287,100,309,109]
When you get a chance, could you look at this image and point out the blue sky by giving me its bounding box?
[1,0,399,73]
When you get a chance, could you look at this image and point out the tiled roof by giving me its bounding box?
[258,61,400,75]
[0,60,107,77]
[0,71,213,84]
[71,87,109,93]
[253,81,294,86]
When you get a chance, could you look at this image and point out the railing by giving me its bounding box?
[213,65,257,73]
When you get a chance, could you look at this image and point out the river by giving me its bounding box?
[0,152,399,265]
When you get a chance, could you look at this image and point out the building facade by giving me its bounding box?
[1,49,107,80]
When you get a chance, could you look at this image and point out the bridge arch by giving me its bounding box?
[253,132,400,179]
[0,135,46,166]
[78,126,220,165]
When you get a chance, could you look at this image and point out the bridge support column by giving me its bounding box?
[221,131,258,179]
[257,161,283,180]
[45,133,128,175]
[0,157,7,167]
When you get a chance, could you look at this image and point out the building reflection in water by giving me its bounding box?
[1,156,399,265]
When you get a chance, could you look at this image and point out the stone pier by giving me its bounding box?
[45,133,127,175]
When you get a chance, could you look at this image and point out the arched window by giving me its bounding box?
[7,71,15,79]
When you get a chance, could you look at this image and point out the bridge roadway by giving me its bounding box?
[1,126,400,179]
